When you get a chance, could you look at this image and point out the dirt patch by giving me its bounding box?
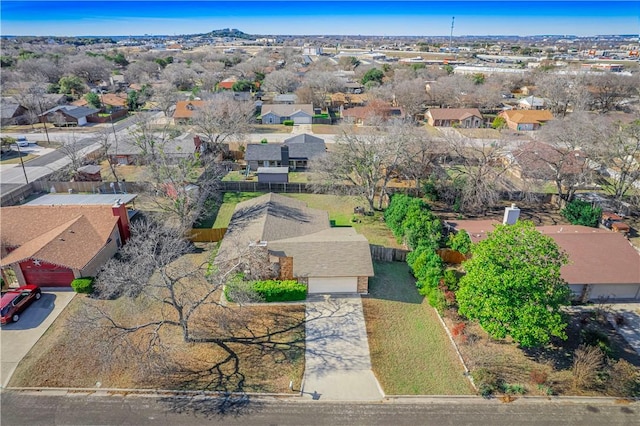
[442,305,640,397]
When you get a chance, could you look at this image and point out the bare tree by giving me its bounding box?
[162,63,198,91]
[297,71,345,109]
[64,55,112,84]
[86,219,302,391]
[95,127,120,182]
[311,119,414,210]
[427,75,475,108]
[534,72,587,116]
[392,78,428,120]
[191,94,254,155]
[151,84,180,117]
[261,69,299,94]
[598,119,640,204]
[442,132,512,213]
[126,114,177,163]
[535,112,605,201]
[585,72,639,113]
[58,132,86,172]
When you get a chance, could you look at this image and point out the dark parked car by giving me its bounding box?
[0,285,42,324]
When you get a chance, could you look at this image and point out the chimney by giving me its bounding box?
[112,200,131,242]
[503,203,520,225]
[280,145,289,166]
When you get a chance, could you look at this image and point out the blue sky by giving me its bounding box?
[1,1,638,37]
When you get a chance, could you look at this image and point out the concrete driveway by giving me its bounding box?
[609,303,640,354]
[0,289,76,388]
[302,294,384,401]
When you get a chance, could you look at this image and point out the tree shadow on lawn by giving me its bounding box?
[368,261,423,304]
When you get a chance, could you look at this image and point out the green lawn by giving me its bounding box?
[211,192,402,247]
[362,262,474,395]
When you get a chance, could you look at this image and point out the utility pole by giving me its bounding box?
[449,16,455,55]
[15,143,29,184]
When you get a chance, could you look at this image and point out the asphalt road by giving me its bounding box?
[1,392,638,426]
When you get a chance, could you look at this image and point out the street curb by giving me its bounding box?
[2,387,638,406]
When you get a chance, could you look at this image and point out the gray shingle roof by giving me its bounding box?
[260,103,313,118]
[217,193,374,278]
[42,105,99,119]
[245,144,283,161]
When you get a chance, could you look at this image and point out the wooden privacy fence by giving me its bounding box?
[188,228,227,242]
[369,244,409,262]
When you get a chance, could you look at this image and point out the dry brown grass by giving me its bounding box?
[9,249,305,392]
[446,309,640,396]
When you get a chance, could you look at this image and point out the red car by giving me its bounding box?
[0,285,42,325]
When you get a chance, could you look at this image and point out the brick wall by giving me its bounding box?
[278,256,294,280]
[357,276,369,293]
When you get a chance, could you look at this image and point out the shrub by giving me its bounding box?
[443,269,460,292]
[447,230,472,256]
[260,138,268,144]
[606,359,640,398]
[252,279,306,302]
[529,368,548,386]
[71,277,94,294]
[502,383,526,395]
[561,200,602,228]
[451,322,466,337]
[572,344,605,391]
[472,368,499,397]
[581,326,613,358]
[282,120,294,126]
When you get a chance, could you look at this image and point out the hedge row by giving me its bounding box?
[253,279,307,302]
[225,279,307,303]
[71,277,94,294]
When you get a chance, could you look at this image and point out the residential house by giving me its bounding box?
[446,218,640,301]
[39,105,99,127]
[72,93,128,110]
[518,96,545,110]
[341,100,404,125]
[0,99,28,126]
[0,196,135,287]
[216,193,374,294]
[109,133,201,165]
[498,109,554,131]
[426,108,484,128]
[244,133,326,171]
[260,103,314,125]
[110,74,128,91]
[330,92,368,109]
[218,77,238,91]
[173,100,205,124]
[507,140,588,182]
[273,93,298,104]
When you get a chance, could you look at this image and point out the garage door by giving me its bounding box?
[22,266,75,287]
[308,277,358,294]
[589,285,640,301]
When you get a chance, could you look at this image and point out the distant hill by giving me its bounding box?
[202,28,255,40]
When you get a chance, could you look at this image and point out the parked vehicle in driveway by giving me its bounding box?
[16,136,29,147]
[0,285,42,324]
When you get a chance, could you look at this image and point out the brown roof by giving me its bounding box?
[342,100,404,121]
[512,141,587,179]
[450,221,640,286]
[0,206,119,269]
[500,109,554,124]
[173,100,205,119]
[427,108,483,121]
[537,225,639,285]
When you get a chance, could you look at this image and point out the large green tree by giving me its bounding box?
[457,221,571,347]
[361,68,384,86]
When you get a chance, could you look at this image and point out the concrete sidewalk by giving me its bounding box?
[302,294,384,401]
